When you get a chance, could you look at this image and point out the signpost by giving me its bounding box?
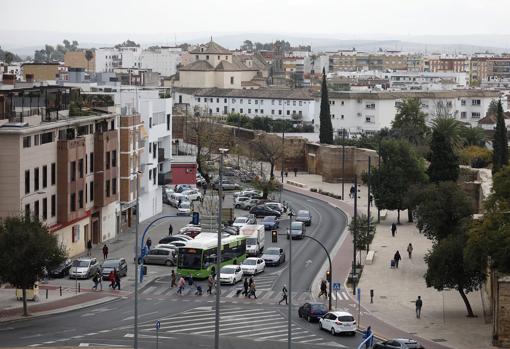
[155,320,160,349]
[333,283,341,310]
[357,287,361,327]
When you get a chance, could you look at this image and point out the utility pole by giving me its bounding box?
[367,156,371,252]
[280,125,285,203]
[134,172,140,349]
[341,129,346,200]
[287,210,294,349]
[352,174,357,295]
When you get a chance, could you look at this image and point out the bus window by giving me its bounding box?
[179,248,203,269]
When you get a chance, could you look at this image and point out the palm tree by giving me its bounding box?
[459,126,486,147]
[85,50,94,72]
[430,116,463,150]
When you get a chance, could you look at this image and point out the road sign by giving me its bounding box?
[357,287,361,302]
[155,320,160,330]
[332,283,341,291]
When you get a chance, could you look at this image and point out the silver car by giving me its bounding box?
[143,248,176,266]
[69,258,100,279]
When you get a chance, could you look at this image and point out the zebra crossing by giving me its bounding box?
[136,306,345,347]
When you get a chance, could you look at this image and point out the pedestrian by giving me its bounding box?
[285,171,288,178]
[146,237,152,250]
[278,285,288,305]
[96,270,103,291]
[349,185,356,199]
[407,243,414,259]
[207,275,214,295]
[92,272,100,291]
[222,193,225,201]
[362,326,373,348]
[318,279,328,298]
[391,222,397,237]
[415,296,423,318]
[168,224,173,236]
[393,250,402,269]
[249,280,257,299]
[294,167,298,177]
[87,239,92,256]
[170,270,176,288]
[177,276,185,294]
[178,198,182,207]
[243,278,249,297]
[114,269,121,290]
[195,285,203,296]
[108,270,115,289]
[102,244,109,260]
[188,274,194,288]
[369,193,373,206]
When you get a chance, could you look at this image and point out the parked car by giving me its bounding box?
[175,184,194,193]
[295,210,312,226]
[143,248,175,266]
[159,236,190,244]
[319,311,357,336]
[261,247,285,266]
[264,202,285,215]
[101,258,128,280]
[69,258,100,279]
[239,198,260,210]
[155,243,178,254]
[212,179,241,191]
[223,226,240,236]
[240,257,265,275]
[179,224,202,237]
[373,339,425,349]
[219,265,244,285]
[177,201,192,216]
[233,190,261,199]
[169,193,191,208]
[232,215,257,228]
[49,259,73,278]
[181,189,203,201]
[234,196,251,208]
[262,215,279,230]
[250,205,281,218]
[298,302,328,322]
[287,221,305,239]
[174,234,193,241]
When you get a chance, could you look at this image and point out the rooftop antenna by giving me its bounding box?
[174,34,177,47]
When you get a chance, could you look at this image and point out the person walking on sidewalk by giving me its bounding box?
[294,167,298,177]
[92,272,100,291]
[177,276,185,294]
[415,296,423,318]
[102,244,109,260]
[393,250,402,268]
[407,243,414,259]
[170,270,176,288]
[248,280,257,299]
[207,275,214,295]
[108,270,115,289]
[114,269,121,290]
[318,279,328,298]
[391,222,397,237]
[278,285,288,305]
[188,274,194,288]
[146,237,152,251]
[349,185,356,199]
[87,239,92,256]
[243,278,249,297]
[168,224,173,236]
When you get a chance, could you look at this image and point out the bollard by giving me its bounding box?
[78,283,81,293]
[370,289,374,304]
[46,288,48,299]
[60,286,62,296]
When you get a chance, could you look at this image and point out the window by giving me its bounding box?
[217,55,220,60]
[240,99,243,104]
[293,101,296,106]
[216,107,220,113]
[206,55,209,60]
[112,178,117,195]
[90,181,94,201]
[287,110,290,115]
[232,98,236,104]
[471,112,481,118]
[261,109,264,114]
[40,132,54,144]
[42,198,47,220]
[79,159,84,178]
[153,143,157,159]
[197,97,201,102]
[366,103,375,109]
[210,98,213,102]
[51,163,56,185]
[271,110,275,115]
[105,180,110,197]
[51,195,56,217]
[366,116,372,123]
[89,153,94,173]
[231,108,235,113]
[34,200,40,220]
[85,183,87,202]
[224,98,227,103]
[78,190,84,208]
[278,110,282,115]
[255,100,258,105]
[472,99,481,106]
[70,193,76,212]
[248,109,251,113]
[149,117,152,128]
[106,152,111,169]
[341,115,344,119]
[461,111,467,119]
[110,120,115,130]
[260,100,263,105]
[461,99,466,106]
[23,136,31,148]
[248,99,252,104]
[149,142,152,153]
[34,167,40,191]
[230,76,234,85]
[70,161,76,181]
[153,169,157,185]
[167,114,171,131]
[25,204,30,218]
[42,165,47,188]
[240,108,243,113]
[112,150,117,168]
[216,98,219,103]
[34,134,40,145]
[255,109,258,113]
[299,101,302,106]
[149,169,152,180]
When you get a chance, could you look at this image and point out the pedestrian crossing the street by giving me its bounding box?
[136,306,344,346]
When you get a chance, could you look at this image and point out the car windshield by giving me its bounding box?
[102,260,119,268]
[311,304,327,312]
[72,260,90,267]
[243,259,256,265]
[234,217,248,223]
[246,238,257,245]
[220,268,235,274]
[297,210,309,217]
[266,249,280,255]
[180,202,190,208]
[291,222,303,229]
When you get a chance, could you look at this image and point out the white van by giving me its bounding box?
[169,193,190,208]
[239,224,265,256]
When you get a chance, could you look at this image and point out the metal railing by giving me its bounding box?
[357,332,374,349]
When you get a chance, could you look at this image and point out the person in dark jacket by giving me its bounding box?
[102,244,109,260]
[278,285,288,305]
[243,278,249,297]
[168,224,173,236]
[391,222,397,237]
[87,240,92,256]
[393,250,402,268]
[146,237,152,250]
[114,269,121,290]
[415,296,423,318]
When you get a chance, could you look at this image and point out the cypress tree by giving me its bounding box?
[319,67,333,144]
[428,127,459,183]
[492,100,509,173]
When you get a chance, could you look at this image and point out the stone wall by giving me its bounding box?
[493,275,510,347]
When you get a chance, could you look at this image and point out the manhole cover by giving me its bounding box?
[432,339,447,343]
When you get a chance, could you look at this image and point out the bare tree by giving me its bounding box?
[252,133,283,179]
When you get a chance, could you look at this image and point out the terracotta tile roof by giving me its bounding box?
[179,60,215,71]
[478,111,510,124]
[175,87,314,100]
[190,41,231,55]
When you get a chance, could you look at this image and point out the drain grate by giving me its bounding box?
[432,339,447,342]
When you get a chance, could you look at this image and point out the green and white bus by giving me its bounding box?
[177,233,247,279]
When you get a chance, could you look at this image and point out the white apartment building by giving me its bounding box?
[174,87,315,123]
[314,90,501,137]
[140,47,182,77]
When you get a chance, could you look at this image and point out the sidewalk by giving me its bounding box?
[283,172,494,349]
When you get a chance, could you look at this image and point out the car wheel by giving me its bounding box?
[165,260,172,266]
[319,321,323,330]
[235,204,240,208]
[330,328,336,336]
[307,315,312,322]
[298,311,302,318]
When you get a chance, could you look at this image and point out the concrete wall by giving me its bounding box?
[494,275,510,347]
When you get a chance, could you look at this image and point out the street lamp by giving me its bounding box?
[215,148,229,349]
[287,209,294,349]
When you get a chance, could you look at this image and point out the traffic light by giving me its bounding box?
[272,230,278,243]
[326,270,331,282]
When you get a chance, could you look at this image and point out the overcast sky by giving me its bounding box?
[2,0,510,47]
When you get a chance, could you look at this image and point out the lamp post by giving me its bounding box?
[215,148,229,349]
[341,128,346,200]
[352,174,358,295]
[287,210,294,349]
[280,123,285,203]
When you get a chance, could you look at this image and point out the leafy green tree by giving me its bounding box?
[349,214,376,264]
[319,68,333,144]
[34,49,47,62]
[391,98,428,145]
[85,50,94,72]
[486,99,499,117]
[428,117,461,182]
[369,139,428,223]
[415,181,474,241]
[492,100,509,173]
[424,233,485,317]
[0,216,67,316]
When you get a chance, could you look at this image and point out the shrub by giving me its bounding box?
[310,188,317,192]
[458,146,492,168]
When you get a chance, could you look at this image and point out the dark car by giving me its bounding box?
[295,210,312,226]
[262,216,279,230]
[101,258,128,280]
[373,339,425,349]
[261,247,285,266]
[159,235,190,244]
[298,302,328,322]
[249,205,281,218]
[49,259,73,278]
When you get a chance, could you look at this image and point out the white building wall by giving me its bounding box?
[141,48,182,77]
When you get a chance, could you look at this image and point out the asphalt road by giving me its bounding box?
[0,190,362,349]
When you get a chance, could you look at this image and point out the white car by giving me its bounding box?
[219,265,243,285]
[177,201,192,216]
[232,216,256,228]
[241,257,265,275]
[173,234,193,240]
[234,196,250,208]
[155,244,178,256]
[319,311,357,336]
[181,189,203,201]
